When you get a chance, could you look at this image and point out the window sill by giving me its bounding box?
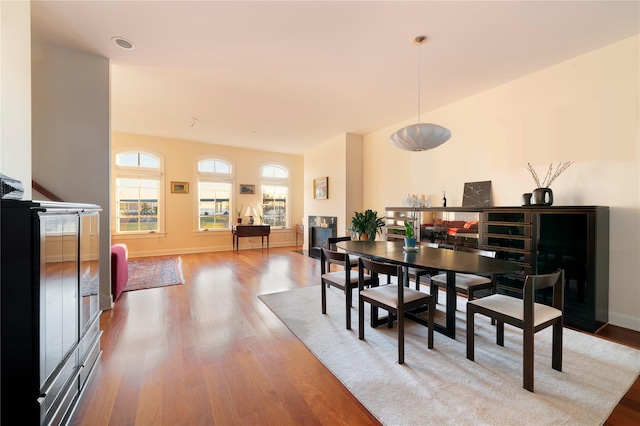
[112,232,166,239]
[194,229,231,236]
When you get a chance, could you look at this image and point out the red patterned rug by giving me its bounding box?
[124,256,185,293]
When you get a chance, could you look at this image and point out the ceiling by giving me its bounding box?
[30,1,639,155]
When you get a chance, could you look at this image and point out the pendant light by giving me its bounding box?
[389,36,451,152]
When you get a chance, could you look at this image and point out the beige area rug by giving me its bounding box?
[259,285,640,425]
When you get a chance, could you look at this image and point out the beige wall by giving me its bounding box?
[112,132,304,256]
[1,0,32,197]
[363,36,640,330]
[303,133,364,246]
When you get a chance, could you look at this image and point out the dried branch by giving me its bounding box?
[526,163,541,188]
[545,161,574,187]
[527,162,574,188]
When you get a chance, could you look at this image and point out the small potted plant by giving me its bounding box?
[236,203,243,224]
[404,220,417,248]
[349,209,385,241]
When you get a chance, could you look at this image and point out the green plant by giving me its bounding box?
[350,209,385,241]
[236,203,243,218]
[404,221,414,239]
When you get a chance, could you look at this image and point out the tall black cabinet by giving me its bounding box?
[482,206,609,332]
[1,200,103,425]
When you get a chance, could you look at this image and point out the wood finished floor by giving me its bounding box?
[72,248,640,425]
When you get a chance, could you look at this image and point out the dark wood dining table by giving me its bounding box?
[336,240,522,338]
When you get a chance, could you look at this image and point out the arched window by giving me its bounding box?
[114,151,163,233]
[198,158,233,230]
[261,165,289,227]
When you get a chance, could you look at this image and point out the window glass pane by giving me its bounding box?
[198,181,231,230]
[140,154,159,168]
[116,153,139,167]
[215,160,231,174]
[261,165,287,178]
[262,184,288,227]
[116,177,159,232]
[199,160,215,172]
[199,159,231,174]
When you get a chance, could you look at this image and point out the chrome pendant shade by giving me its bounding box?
[390,36,451,152]
[389,123,451,152]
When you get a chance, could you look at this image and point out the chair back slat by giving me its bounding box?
[326,236,352,251]
[321,247,349,274]
[359,257,400,277]
[456,246,496,258]
[523,268,564,311]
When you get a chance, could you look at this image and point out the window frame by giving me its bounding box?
[196,157,235,232]
[261,164,290,228]
[113,149,165,236]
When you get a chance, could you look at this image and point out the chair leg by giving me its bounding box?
[370,305,380,328]
[359,297,365,340]
[427,297,434,349]
[321,279,327,314]
[416,275,420,291]
[345,286,352,330]
[398,308,404,364]
[431,283,439,304]
[496,321,504,346]
[523,327,534,392]
[552,320,563,372]
[466,306,475,360]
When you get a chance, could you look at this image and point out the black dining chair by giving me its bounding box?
[321,247,371,329]
[466,268,564,392]
[429,247,497,304]
[326,236,360,269]
[358,257,434,364]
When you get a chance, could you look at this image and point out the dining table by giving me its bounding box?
[336,240,522,338]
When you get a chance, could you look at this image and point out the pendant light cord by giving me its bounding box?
[417,41,421,123]
[414,35,426,124]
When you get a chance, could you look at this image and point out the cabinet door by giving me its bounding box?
[80,212,100,336]
[534,211,606,331]
[39,213,79,386]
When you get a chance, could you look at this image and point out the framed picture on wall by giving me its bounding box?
[240,184,255,194]
[171,181,189,194]
[313,177,328,200]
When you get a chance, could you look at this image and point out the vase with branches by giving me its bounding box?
[526,162,574,206]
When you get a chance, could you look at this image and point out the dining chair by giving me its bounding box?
[326,236,360,268]
[358,257,434,364]
[321,247,370,330]
[411,242,441,290]
[429,247,497,304]
[466,268,564,392]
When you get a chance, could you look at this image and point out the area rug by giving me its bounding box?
[124,257,185,292]
[259,285,640,425]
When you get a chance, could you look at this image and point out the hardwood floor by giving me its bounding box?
[72,248,639,425]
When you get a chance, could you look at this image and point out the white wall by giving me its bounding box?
[362,36,640,330]
[31,41,112,310]
[0,0,32,198]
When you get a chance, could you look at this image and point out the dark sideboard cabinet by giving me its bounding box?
[482,206,609,332]
[386,206,610,333]
[1,200,103,425]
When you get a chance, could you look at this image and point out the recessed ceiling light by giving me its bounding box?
[112,37,135,50]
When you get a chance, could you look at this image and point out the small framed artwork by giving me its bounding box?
[240,184,255,194]
[313,177,328,200]
[171,181,189,194]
